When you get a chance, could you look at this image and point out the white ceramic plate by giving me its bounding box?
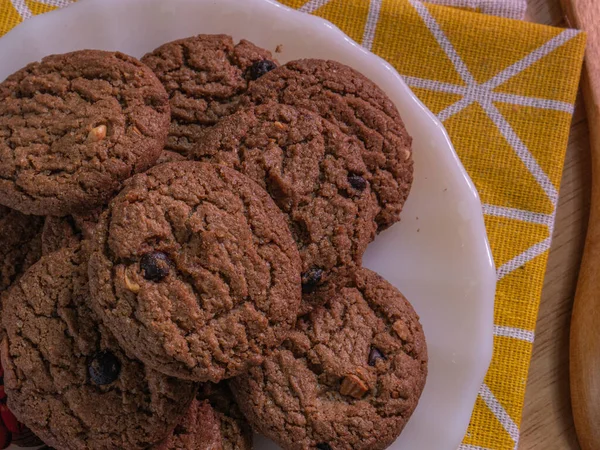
[0,0,496,449]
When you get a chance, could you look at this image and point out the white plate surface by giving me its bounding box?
[0,1,496,449]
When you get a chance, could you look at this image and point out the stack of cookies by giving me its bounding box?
[0,34,427,450]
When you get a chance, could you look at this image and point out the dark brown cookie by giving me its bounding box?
[141,34,277,155]
[231,268,428,450]
[197,383,253,450]
[243,59,413,231]
[1,246,197,450]
[10,425,45,447]
[88,161,302,382]
[0,206,43,293]
[41,208,102,256]
[191,103,377,312]
[156,384,252,450]
[0,50,171,216]
[39,154,182,254]
[153,399,222,450]
[156,150,187,164]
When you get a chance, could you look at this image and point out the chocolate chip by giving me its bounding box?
[302,268,324,294]
[316,444,332,450]
[348,174,367,191]
[248,60,277,80]
[368,347,386,366]
[88,350,121,385]
[140,251,170,281]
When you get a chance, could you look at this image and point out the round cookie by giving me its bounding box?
[88,161,302,382]
[0,206,43,293]
[1,246,197,450]
[0,50,171,216]
[156,384,252,450]
[231,268,428,450]
[243,59,413,231]
[141,34,278,155]
[191,103,378,309]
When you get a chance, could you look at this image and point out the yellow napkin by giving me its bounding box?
[0,1,586,449]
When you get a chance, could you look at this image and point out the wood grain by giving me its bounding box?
[559,1,600,449]
[519,97,589,450]
[519,0,590,449]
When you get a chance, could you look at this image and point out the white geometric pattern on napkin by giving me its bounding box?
[300,0,526,19]
[395,1,579,449]
[9,0,72,19]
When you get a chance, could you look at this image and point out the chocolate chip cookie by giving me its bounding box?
[1,246,197,450]
[88,161,302,382]
[231,268,428,450]
[141,34,277,155]
[191,103,378,312]
[157,384,252,450]
[0,206,43,293]
[0,50,171,216]
[243,59,413,231]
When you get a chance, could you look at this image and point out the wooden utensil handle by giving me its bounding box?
[559,1,600,449]
[569,78,600,450]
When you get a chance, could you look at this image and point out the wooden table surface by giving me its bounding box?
[519,1,590,448]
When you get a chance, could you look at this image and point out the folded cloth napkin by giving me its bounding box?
[0,1,586,450]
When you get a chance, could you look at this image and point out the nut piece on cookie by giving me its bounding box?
[340,373,369,399]
[87,124,107,142]
[88,161,301,382]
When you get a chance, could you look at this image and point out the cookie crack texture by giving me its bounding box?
[194,383,253,450]
[1,246,196,450]
[0,50,170,215]
[141,34,277,155]
[190,104,379,314]
[243,59,413,231]
[0,207,43,293]
[88,162,301,382]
